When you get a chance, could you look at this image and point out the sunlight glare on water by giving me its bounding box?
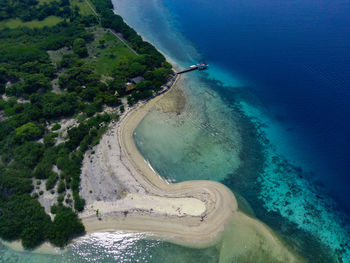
[68,232,156,262]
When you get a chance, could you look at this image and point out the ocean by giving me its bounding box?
[1,0,349,262]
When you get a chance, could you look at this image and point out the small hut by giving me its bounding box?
[130,76,145,84]
[125,76,145,92]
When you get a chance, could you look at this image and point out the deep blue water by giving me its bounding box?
[163,0,350,214]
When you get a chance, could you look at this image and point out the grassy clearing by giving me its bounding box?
[48,47,73,63]
[0,16,63,29]
[70,0,95,16]
[87,30,137,76]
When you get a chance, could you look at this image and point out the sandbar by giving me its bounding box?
[79,74,238,247]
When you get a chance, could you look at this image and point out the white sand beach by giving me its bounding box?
[79,75,238,247]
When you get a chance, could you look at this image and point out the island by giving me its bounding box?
[0,0,302,262]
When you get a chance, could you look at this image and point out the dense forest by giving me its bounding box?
[0,0,72,21]
[0,0,173,249]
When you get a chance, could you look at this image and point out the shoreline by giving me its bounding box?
[2,74,238,253]
[2,5,302,260]
[79,73,238,248]
[78,73,301,262]
[3,69,303,262]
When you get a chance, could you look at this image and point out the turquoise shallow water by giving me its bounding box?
[116,0,350,262]
[135,74,242,183]
[2,0,350,262]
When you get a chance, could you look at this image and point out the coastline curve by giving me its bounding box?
[81,75,238,248]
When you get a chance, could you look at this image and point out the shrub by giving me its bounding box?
[49,205,85,247]
[73,38,88,58]
[15,122,43,142]
[44,133,58,147]
[52,123,61,131]
[51,205,58,214]
[57,180,66,193]
[57,194,64,203]
[46,172,58,190]
[34,160,52,179]
[73,191,85,212]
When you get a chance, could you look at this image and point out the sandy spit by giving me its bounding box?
[79,75,238,248]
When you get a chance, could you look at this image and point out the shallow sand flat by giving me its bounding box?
[154,84,185,114]
[219,212,304,263]
[2,240,64,255]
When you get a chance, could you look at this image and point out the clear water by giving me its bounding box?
[2,0,350,262]
[119,0,350,262]
[0,232,219,262]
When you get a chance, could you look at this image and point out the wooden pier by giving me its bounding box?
[176,63,208,74]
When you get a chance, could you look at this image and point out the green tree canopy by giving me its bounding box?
[15,122,43,142]
[23,73,51,94]
[129,62,146,77]
[73,38,88,58]
[0,195,51,248]
[49,205,85,247]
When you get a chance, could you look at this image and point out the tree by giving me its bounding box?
[49,205,85,247]
[43,132,58,147]
[46,172,58,190]
[148,67,171,83]
[33,161,52,179]
[23,74,51,94]
[15,122,43,142]
[73,194,85,212]
[104,94,120,106]
[57,180,66,193]
[73,38,88,58]
[58,54,80,69]
[135,81,152,91]
[66,124,89,150]
[98,38,106,48]
[0,195,51,249]
[52,123,61,131]
[120,105,125,113]
[0,174,32,198]
[13,142,44,169]
[5,82,24,97]
[129,62,146,77]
